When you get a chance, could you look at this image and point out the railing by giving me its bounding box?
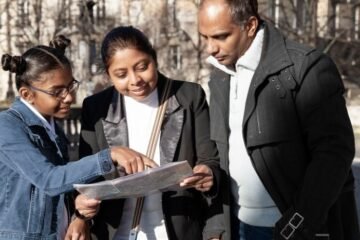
[0,106,82,161]
[57,107,82,161]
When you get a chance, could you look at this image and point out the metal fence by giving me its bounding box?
[56,107,81,161]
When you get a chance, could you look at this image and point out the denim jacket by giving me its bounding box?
[0,98,115,240]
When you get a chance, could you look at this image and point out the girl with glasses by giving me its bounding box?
[0,35,156,240]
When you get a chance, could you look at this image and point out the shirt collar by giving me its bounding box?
[206,25,265,75]
[236,26,264,71]
[206,55,236,76]
[20,98,56,135]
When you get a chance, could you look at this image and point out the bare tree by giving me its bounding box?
[4,0,14,102]
[259,0,360,86]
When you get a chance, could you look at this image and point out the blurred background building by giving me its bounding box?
[1,0,360,152]
[0,0,204,105]
[0,0,360,148]
[0,0,360,104]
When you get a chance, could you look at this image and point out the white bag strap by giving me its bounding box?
[129,79,172,240]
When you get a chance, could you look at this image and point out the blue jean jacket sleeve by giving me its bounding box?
[0,110,115,197]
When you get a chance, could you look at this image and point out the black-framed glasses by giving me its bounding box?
[27,79,80,100]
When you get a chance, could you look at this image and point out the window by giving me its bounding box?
[355,6,360,40]
[89,40,98,74]
[169,45,182,70]
[59,0,72,28]
[129,0,142,23]
[266,0,298,30]
[335,3,354,40]
[17,0,30,27]
[95,0,106,23]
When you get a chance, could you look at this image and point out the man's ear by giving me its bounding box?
[246,16,259,38]
[19,87,34,104]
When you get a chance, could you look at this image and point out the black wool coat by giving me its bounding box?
[79,74,221,240]
[209,21,359,240]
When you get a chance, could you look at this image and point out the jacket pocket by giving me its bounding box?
[0,176,8,218]
[26,185,36,232]
[27,185,46,234]
[315,233,330,239]
[245,80,301,148]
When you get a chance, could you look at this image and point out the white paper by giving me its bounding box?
[73,161,193,200]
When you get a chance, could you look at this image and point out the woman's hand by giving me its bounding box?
[74,194,101,220]
[110,146,158,174]
[180,164,214,192]
[64,217,90,240]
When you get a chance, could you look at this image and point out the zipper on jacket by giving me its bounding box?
[256,109,262,134]
[161,195,170,238]
[26,185,35,232]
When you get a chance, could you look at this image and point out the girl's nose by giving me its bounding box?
[62,91,74,104]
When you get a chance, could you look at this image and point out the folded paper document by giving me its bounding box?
[74,161,193,200]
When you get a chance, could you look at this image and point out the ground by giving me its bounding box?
[347,104,360,225]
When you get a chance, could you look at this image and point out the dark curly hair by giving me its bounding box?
[1,35,72,90]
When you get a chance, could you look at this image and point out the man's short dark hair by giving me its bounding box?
[226,0,260,25]
[200,0,260,25]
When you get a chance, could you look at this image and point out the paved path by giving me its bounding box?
[347,106,360,224]
[352,158,360,225]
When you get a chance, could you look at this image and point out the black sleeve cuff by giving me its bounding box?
[274,208,315,240]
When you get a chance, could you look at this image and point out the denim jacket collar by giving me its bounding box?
[9,97,48,128]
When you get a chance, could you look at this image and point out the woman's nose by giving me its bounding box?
[128,72,141,85]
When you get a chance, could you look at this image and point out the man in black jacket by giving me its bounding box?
[198,0,360,239]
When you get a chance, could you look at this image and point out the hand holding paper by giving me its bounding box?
[180,164,213,192]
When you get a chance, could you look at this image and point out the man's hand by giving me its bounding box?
[64,217,90,240]
[180,164,213,192]
[110,146,158,174]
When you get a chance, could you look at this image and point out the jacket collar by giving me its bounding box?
[206,26,264,77]
[8,98,68,149]
[208,69,230,109]
[101,74,183,165]
[158,73,181,115]
[208,22,294,135]
[208,21,293,98]
[253,21,293,83]
[243,22,294,128]
[208,69,230,143]
[9,97,48,127]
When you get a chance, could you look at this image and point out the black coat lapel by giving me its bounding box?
[102,89,129,148]
[242,23,293,134]
[100,75,185,166]
[208,69,230,144]
[157,74,184,165]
